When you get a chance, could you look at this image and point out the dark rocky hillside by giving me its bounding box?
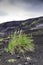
[0,16,43,37]
[0,16,43,65]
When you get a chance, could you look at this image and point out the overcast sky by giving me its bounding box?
[0,0,43,23]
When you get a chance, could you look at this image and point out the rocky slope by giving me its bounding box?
[0,16,43,37]
[0,16,43,65]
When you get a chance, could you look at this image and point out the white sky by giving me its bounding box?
[0,0,43,23]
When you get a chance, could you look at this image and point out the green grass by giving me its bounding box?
[0,38,4,41]
[22,22,27,26]
[4,30,34,54]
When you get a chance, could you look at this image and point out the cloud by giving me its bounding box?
[0,11,7,16]
[0,0,43,23]
[23,0,43,3]
[7,0,43,11]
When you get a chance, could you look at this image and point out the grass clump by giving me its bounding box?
[5,30,34,54]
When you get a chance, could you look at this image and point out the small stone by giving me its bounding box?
[24,62,28,65]
[16,55,20,59]
[18,63,22,65]
[26,57,31,61]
